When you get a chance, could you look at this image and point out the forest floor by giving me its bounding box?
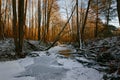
[0,37,120,80]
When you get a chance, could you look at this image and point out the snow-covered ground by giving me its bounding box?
[0,45,103,80]
[0,60,35,80]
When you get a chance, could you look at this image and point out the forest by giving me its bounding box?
[0,0,120,80]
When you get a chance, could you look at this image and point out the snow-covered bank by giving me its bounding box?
[0,59,35,80]
[58,58,103,80]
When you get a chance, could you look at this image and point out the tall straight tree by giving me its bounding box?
[12,0,18,55]
[38,0,41,41]
[46,0,53,41]
[42,0,47,42]
[0,0,2,40]
[12,0,25,57]
[31,0,34,38]
[46,0,55,33]
[76,0,80,48]
[18,0,25,57]
[101,0,112,37]
[116,0,120,25]
[91,0,99,38]
[106,0,111,26]
[81,0,91,42]
[0,0,4,40]
[95,0,99,38]
[24,0,28,30]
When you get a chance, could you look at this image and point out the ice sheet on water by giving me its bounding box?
[0,43,104,80]
[19,56,69,80]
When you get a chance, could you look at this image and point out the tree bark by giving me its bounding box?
[24,0,28,38]
[46,0,54,41]
[18,0,25,57]
[106,0,111,26]
[76,0,80,47]
[0,0,1,40]
[12,0,19,54]
[38,0,41,41]
[0,0,3,40]
[81,0,91,42]
[32,0,34,39]
[116,0,120,25]
[43,0,47,42]
[94,0,98,38]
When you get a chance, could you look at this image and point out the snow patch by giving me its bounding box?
[0,61,35,80]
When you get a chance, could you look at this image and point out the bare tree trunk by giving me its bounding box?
[81,0,91,42]
[79,0,84,49]
[0,0,1,40]
[76,0,80,47]
[38,0,41,41]
[3,0,8,39]
[116,0,120,25]
[41,0,47,43]
[2,0,6,38]
[105,0,111,37]
[28,0,31,40]
[106,0,111,26]
[12,0,18,55]
[46,0,54,41]
[44,0,47,42]
[18,0,25,57]
[32,0,34,39]
[94,0,98,38]
[24,0,28,38]
[0,0,3,40]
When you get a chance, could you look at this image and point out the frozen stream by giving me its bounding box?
[0,45,103,80]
